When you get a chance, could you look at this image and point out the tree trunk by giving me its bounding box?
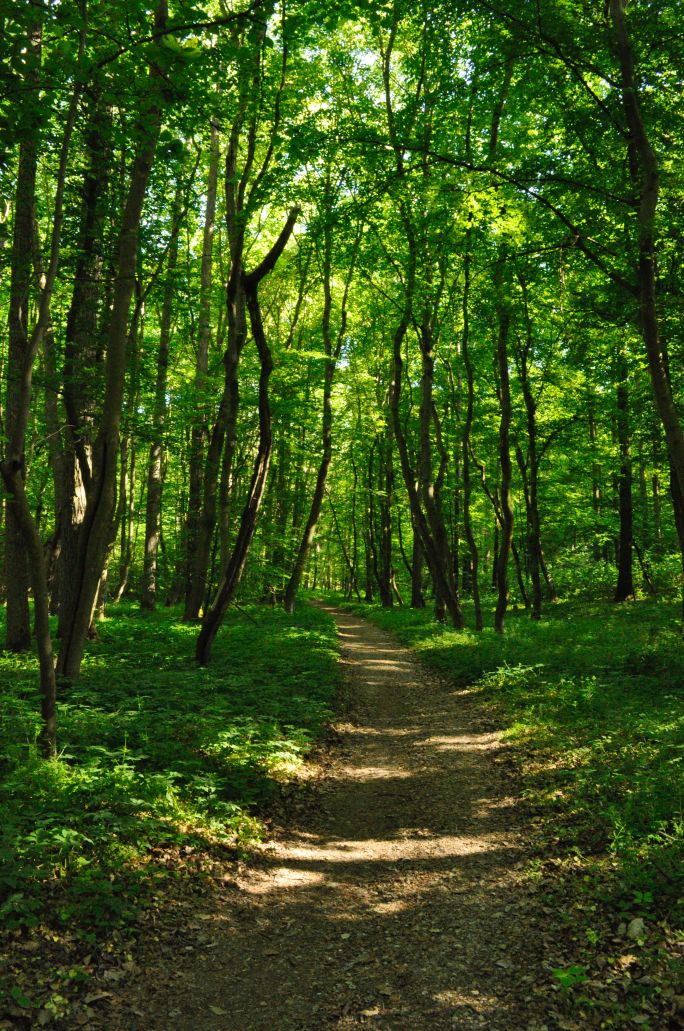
[610,0,684,590]
[2,17,81,751]
[494,297,514,633]
[614,343,635,601]
[111,435,136,604]
[57,97,112,637]
[460,240,482,629]
[196,209,298,663]
[56,1,168,682]
[284,213,346,613]
[184,122,220,604]
[4,127,36,653]
[141,186,182,609]
[377,435,394,608]
[195,291,272,663]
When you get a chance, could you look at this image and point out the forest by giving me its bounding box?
[1,0,683,1027]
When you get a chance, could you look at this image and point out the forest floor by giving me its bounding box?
[2,599,681,1029]
[99,605,568,1030]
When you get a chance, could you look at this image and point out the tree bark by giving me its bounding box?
[196,208,298,664]
[2,18,82,752]
[56,0,168,682]
[283,212,353,613]
[183,122,220,605]
[460,239,482,629]
[4,119,37,653]
[614,342,635,601]
[610,0,684,587]
[141,185,182,609]
[494,295,514,633]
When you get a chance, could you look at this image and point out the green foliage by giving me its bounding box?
[0,603,338,934]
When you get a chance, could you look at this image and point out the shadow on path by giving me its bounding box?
[111,606,557,1030]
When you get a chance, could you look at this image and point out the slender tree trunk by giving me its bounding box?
[284,213,349,613]
[141,187,182,609]
[4,123,37,653]
[328,491,361,601]
[195,292,271,663]
[610,0,684,597]
[184,122,220,601]
[363,523,374,603]
[652,435,663,556]
[57,97,112,638]
[410,521,425,608]
[184,105,251,620]
[196,209,298,663]
[494,296,514,633]
[512,540,529,609]
[614,343,635,601]
[377,435,394,608]
[390,303,464,628]
[112,432,138,605]
[460,241,482,629]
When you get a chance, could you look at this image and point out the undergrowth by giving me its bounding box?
[0,602,338,942]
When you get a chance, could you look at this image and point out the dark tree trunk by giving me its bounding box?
[1,18,81,752]
[377,435,394,609]
[196,209,298,663]
[610,0,684,609]
[494,298,514,633]
[57,98,112,638]
[112,434,136,604]
[284,211,349,613]
[56,1,168,682]
[4,128,35,653]
[184,123,220,601]
[614,345,635,602]
[141,186,182,610]
[460,241,482,629]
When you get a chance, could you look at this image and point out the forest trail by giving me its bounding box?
[112,606,556,1030]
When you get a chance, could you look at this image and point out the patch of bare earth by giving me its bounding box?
[103,606,561,1030]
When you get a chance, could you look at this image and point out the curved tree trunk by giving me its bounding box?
[196,209,298,663]
[2,17,81,751]
[195,289,273,664]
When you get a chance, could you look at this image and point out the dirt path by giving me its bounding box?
[112,606,557,1030]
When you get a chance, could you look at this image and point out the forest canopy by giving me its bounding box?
[1,0,683,756]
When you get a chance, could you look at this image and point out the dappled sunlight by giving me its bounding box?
[346,763,414,780]
[245,867,327,892]
[416,733,502,753]
[265,832,505,869]
[369,899,411,915]
[356,657,415,670]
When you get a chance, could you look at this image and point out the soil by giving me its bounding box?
[103,605,562,1030]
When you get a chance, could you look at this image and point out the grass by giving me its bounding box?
[0,601,339,942]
